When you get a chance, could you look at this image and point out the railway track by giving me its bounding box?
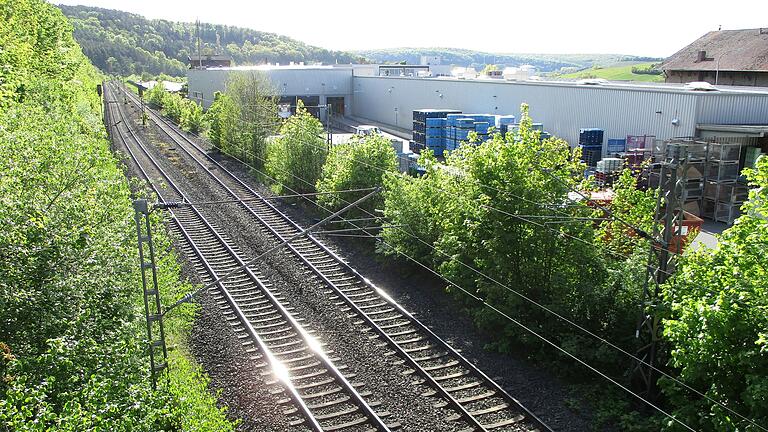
[105,83,395,432]
[115,82,552,432]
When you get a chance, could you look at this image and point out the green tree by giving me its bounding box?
[266,101,327,194]
[223,71,279,167]
[204,91,226,148]
[661,156,768,431]
[180,98,204,133]
[0,1,234,429]
[316,133,397,217]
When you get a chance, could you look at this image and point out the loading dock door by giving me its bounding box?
[327,97,345,116]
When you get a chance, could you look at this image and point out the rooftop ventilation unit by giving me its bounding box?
[685,81,718,91]
[577,78,608,85]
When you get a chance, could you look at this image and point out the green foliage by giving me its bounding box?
[382,104,644,393]
[631,63,663,75]
[266,102,328,194]
[181,98,204,133]
[161,90,184,123]
[215,72,279,168]
[661,157,768,431]
[356,48,661,73]
[596,169,658,255]
[204,92,226,148]
[557,62,665,82]
[145,81,167,108]
[146,84,206,133]
[316,134,397,216]
[0,1,233,429]
[58,5,364,76]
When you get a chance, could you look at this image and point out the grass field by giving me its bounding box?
[558,62,664,82]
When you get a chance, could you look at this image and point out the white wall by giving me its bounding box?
[352,76,706,146]
[187,68,354,117]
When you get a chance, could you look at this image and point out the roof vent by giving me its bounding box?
[685,81,718,91]
[577,78,608,85]
[761,28,768,35]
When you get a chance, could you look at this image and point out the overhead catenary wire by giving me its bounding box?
[208,127,763,430]
[194,146,699,431]
[128,88,764,431]
[154,187,377,208]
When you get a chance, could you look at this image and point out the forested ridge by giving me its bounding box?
[0,0,234,429]
[58,4,365,76]
[355,47,662,73]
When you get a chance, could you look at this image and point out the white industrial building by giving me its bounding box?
[188,66,768,147]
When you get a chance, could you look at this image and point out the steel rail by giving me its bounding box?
[107,83,391,432]
[120,84,552,432]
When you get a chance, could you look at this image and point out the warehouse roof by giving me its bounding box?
[362,75,768,96]
[662,28,768,72]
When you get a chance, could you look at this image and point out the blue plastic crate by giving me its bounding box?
[498,115,516,126]
[426,136,443,146]
[607,138,626,153]
[474,122,490,133]
[426,117,445,127]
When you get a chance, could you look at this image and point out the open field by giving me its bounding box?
[557,62,664,82]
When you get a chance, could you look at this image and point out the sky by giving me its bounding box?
[53,0,768,57]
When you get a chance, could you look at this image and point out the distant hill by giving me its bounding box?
[58,5,365,76]
[556,62,665,82]
[355,48,662,73]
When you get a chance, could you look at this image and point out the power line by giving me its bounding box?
[154,187,377,208]
[212,138,763,430]
[205,150,699,430]
[128,89,763,430]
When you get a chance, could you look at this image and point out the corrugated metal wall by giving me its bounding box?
[352,77,768,146]
[696,93,768,124]
[188,68,353,110]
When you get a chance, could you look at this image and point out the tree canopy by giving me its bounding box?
[58,5,366,76]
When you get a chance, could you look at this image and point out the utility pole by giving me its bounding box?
[138,86,146,126]
[133,199,169,389]
[196,19,202,70]
[632,140,690,403]
[327,103,332,145]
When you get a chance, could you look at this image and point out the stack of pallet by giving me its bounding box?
[702,142,746,224]
[594,157,623,186]
[412,109,460,153]
[649,140,707,216]
[578,128,604,167]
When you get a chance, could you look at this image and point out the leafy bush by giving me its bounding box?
[383,104,648,377]
[223,72,280,168]
[0,1,234,429]
[181,98,204,133]
[662,157,768,430]
[204,91,226,148]
[316,134,397,216]
[266,102,328,194]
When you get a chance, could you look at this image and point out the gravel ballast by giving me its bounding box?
[113,92,597,431]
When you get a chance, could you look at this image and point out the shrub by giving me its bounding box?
[266,101,327,194]
[316,133,397,217]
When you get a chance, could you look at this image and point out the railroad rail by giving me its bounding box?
[116,82,552,432]
[105,82,395,432]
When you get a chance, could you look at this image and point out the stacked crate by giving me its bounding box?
[624,135,655,171]
[655,140,707,215]
[578,128,604,167]
[702,142,745,224]
[425,117,446,156]
[412,109,460,153]
[595,157,623,186]
[606,138,626,155]
[498,115,516,136]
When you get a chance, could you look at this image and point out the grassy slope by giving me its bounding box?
[558,62,664,82]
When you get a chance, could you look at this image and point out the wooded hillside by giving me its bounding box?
[58,5,365,76]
